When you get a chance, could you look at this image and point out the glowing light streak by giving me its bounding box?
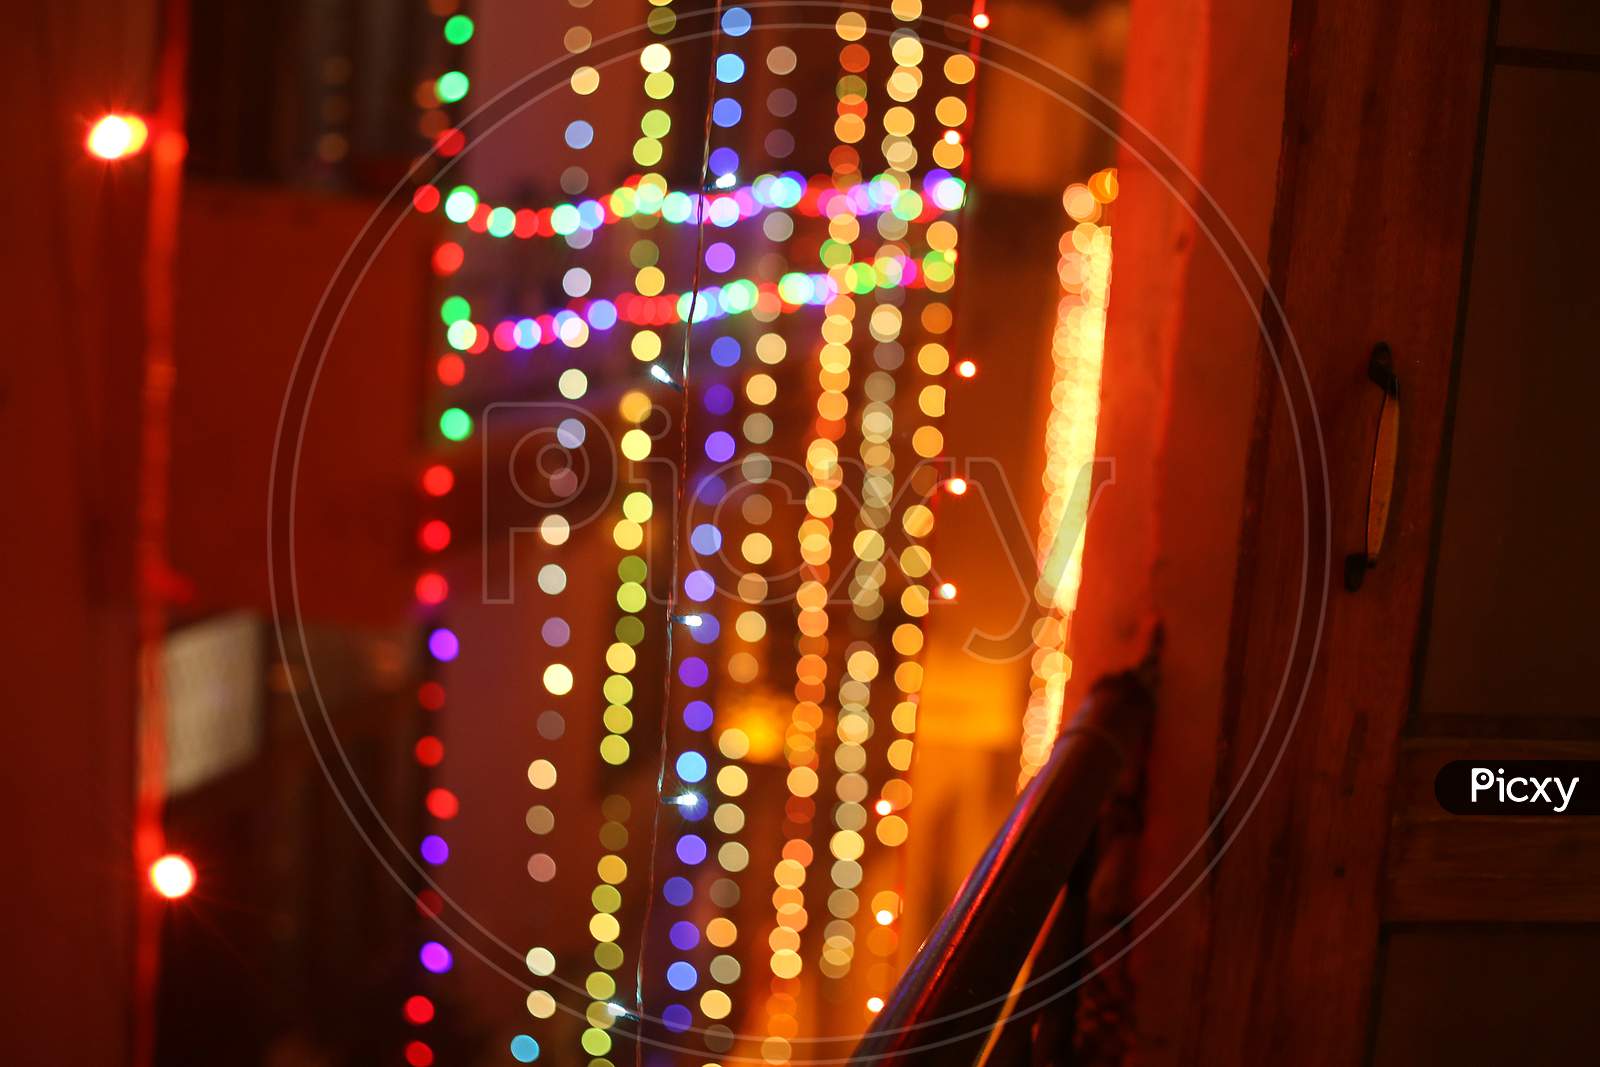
[1018,173,1117,785]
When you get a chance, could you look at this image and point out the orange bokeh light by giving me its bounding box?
[87,114,149,160]
[149,853,195,899]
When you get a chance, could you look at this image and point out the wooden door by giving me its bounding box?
[1110,0,1600,1063]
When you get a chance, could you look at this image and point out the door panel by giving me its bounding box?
[1369,926,1600,1065]
[1369,9,1600,1062]
[1414,63,1600,724]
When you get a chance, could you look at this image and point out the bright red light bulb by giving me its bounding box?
[421,464,454,497]
[436,354,465,386]
[415,736,445,766]
[404,995,436,1025]
[415,572,449,605]
[420,520,451,552]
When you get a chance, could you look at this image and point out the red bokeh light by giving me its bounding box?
[421,465,454,497]
[415,736,445,766]
[434,128,466,157]
[436,355,465,386]
[415,572,449,605]
[425,788,460,820]
[431,242,464,276]
[404,995,436,1025]
[419,520,451,552]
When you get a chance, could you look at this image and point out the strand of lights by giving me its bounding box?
[1018,170,1117,786]
[762,10,878,1062]
[648,9,762,1063]
[821,0,935,990]
[568,5,686,1063]
[830,0,945,1007]
[689,35,814,1066]
[714,39,812,1067]
[406,5,474,1066]
[413,169,963,241]
[857,25,980,1016]
[510,21,600,1041]
[504,0,636,1060]
[441,251,943,357]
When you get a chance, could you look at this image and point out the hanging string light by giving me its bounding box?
[760,9,877,1062]
[646,8,762,1062]
[842,0,952,1008]
[564,6,688,1065]
[406,4,474,1063]
[1018,170,1117,786]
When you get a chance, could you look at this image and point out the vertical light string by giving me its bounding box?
[691,36,804,1067]
[652,9,760,1063]
[843,0,949,1014]
[577,6,684,1065]
[761,10,874,1064]
[407,6,475,1064]
[819,0,942,1002]
[1018,170,1117,786]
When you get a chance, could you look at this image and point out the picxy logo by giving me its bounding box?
[1435,760,1597,816]
[1469,767,1578,813]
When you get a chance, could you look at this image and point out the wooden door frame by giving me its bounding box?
[1067,0,1498,1062]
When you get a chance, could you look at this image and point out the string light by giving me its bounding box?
[845,0,963,1012]
[1019,172,1117,784]
[411,169,954,243]
[820,0,940,989]
[559,6,688,1062]
[394,2,992,1057]
[87,114,149,160]
[148,853,195,899]
[759,11,884,1054]
[405,6,475,1062]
